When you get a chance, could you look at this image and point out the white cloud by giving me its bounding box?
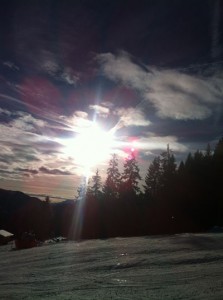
[10,112,46,133]
[0,117,77,184]
[136,134,188,152]
[98,52,146,88]
[74,111,88,119]
[0,123,43,146]
[98,52,223,120]
[101,101,114,109]
[115,107,151,127]
[0,108,11,116]
[62,111,92,132]
[89,104,110,117]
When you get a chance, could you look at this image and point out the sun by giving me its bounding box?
[62,124,114,170]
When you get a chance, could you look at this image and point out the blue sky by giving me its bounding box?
[0,0,223,200]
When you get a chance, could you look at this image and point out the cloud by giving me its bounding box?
[0,109,47,131]
[89,104,110,117]
[74,111,88,119]
[98,52,223,120]
[10,112,46,133]
[0,91,102,136]
[61,111,92,132]
[115,107,151,128]
[136,134,188,153]
[98,52,145,87]
[61,67,79,85]
[0,108,12,116]
[0,123,40,147]
[113,133,187,162]
[39,166,73,176]
[16,168,39,175]
[3,61,19,71]
[35,50,80,85]
[0,112,62,179]
[41,54,59,76]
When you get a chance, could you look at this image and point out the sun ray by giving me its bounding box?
[59,123,115,175]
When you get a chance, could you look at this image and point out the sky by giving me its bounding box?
[0,0,223,200]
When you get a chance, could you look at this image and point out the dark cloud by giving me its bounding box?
[0,169,16,175]
[16,168,39,175]
[39,166,73,176]
[0,154,15,164]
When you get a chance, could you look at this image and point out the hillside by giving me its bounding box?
[1,233,223,299]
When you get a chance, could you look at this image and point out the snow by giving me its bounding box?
[1,233,223,299]
[0,230,14,238]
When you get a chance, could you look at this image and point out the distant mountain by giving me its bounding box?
[0,189,50,239]
[0,188,76,240]
[0,188,41,207]
[52,199,75,206]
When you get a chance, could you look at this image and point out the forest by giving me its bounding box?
[1,138,223,241]
[68,137,223,240]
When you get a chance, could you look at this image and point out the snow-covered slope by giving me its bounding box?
[1,233,223,299]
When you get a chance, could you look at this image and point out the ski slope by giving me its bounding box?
[1,233,223,299]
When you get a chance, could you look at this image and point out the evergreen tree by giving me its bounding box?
[103,154,121,199]
[120,151,141,197]
[185,152,193,170]
[160,144,176,188]
[205,143,212,159]
[75,183,87,201]
[215,138,223,155]
[194,150,204,162]
[213,137,223,225]
[86,178,92,197]
[203,143,213,170]
[157,145,177,223]
[144,156,161,199]
[178,161,185,175]
[91,169,102,198]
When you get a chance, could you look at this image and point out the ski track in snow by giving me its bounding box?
[1,233,223,299]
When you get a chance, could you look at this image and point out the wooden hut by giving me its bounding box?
[0,230,14,245]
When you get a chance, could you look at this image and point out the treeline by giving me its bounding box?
[66,137,223,239]
[1,138,223,241]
